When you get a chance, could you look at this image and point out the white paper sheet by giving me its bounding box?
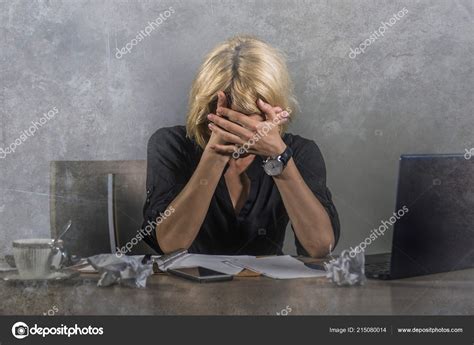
[77,254,325,278]
[163,254,255,276]
[228,255,326,279]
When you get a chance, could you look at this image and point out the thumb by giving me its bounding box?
[257,98,277,121]
[216,91,228,110]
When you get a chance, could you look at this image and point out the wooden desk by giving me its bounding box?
[0,267,472,315]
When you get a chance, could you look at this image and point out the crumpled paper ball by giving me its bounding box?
[87,254,153,288]
[324,250,366,286]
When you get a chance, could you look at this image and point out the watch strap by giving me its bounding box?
[277,146,293,167]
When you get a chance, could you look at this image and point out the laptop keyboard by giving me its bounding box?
[365,261,391,275]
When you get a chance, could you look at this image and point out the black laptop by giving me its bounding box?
[365,154,474,279]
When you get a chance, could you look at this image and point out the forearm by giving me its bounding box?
[273,159,335,258]
[156,149,228,253]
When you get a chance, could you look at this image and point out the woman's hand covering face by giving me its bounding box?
[207,91,290,158]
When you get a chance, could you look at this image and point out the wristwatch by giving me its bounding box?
[262,146,293,176]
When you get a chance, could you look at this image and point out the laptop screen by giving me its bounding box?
[390,154,474,278]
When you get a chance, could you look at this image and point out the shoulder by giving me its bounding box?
[283,132,328,182]
[147,125,198,154]
[148,125,188,147]
[147,125,200,166]
[283,132,324,160]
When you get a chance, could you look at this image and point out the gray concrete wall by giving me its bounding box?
[1,0,472,257]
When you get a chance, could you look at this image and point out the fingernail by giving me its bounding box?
[207,114,213,119]
[281,111,289,118]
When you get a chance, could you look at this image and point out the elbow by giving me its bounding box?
[156,227,191,254]
[306,246,327,259]
[305,231,335,258]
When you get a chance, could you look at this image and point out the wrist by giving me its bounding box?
[268,140,287,158]
[262,145,293,177]
[203,146,230,165]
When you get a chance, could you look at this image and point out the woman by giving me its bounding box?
[141,36,339,258]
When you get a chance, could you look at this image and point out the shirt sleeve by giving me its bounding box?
[289,138,341,256]
[141,127,190,254]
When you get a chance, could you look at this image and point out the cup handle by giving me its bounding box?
[49,245,66,270]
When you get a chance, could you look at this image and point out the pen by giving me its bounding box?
[154,249,188,272]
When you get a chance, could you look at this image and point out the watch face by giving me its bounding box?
[263,159,283,176]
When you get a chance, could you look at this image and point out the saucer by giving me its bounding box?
[3,269,79,282]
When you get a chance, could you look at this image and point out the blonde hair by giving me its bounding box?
[186,35,297,149]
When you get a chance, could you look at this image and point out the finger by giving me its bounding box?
[257,98,277,121]
[253,113,289,133]
[264,116,289,128]
[208,114,254,140]
[248,108,281,122]
[272,111,291,125]
[245,148,261,155]
[216,91,228,109]
[208,123,246,145]
[210,144,238,155]
[216,107,258,131]
[249,113,265,122]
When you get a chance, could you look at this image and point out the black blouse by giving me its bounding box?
[141,126,340,256]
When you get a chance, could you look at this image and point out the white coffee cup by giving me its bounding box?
[12,239,65,279]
